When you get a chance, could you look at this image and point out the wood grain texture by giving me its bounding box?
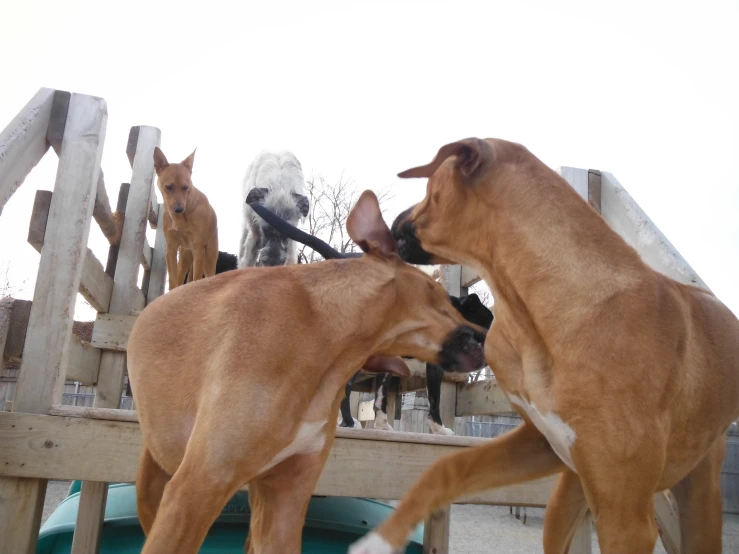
[455,379,515,417]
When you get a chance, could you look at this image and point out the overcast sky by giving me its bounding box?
[1,0,737,320]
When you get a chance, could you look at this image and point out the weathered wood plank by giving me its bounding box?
[105,184,130,278]
[456,379,516,417]
[654,490,681,554]
[70,480,108,554]
[557,166,589,202]
[0,412,557,505]
[2,299,32,361]
[95,126,160,408]
[92,170,123,246]
[27,189,114,313]
[66,335,100,385]
[1,92,107,554]
[460,265,481,288]
[146,203,167,303]
[90,313,137,352]
[141,236,152,270]
[569,513,593,554]
[0,88,55,216]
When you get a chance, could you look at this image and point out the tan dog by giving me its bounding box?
[350,139,739,554]
[127,190,486,554]
[153,147,218,290]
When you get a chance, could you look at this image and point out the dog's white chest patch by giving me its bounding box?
[259,420,327,474]
[508,394,577,472]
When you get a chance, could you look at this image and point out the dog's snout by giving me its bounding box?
[174,205,185,214]
[391,220,434,265]
[438,326,486,373]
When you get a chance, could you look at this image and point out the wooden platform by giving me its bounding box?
[0,410,555,506]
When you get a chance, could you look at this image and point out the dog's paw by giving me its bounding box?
[348,532,397,554]
[428,421,455,436]
[374,421,394,432]
[351,417,362,429]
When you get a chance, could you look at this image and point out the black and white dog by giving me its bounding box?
[246,201,494,435]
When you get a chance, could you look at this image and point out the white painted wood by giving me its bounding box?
[1,92,107,554]
[557,166,589,202]
[79,248,114,313]
[654,490,681,554]
[600,172,708,290]
[440,264,462,297]
[358,400,375,422]
[95,126,160,410]
[146,203,167,303]
[569,513,593,554]
[0,412,557,505]
[0,88,55,216]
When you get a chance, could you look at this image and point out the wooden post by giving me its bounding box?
[569,512,593,554]
[422,264,466,554]
[0,93,107,554]
[0,88,55,216]
[145,203,167,303]
[71,126,159,553]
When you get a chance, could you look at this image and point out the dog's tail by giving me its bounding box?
[247,201,361,260]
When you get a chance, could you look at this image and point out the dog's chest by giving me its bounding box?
[507,394,578,473]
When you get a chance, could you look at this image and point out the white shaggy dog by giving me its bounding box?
[238,151,310,268]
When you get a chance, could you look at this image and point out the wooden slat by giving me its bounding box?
[1,92,107,554]
[0,88,55,216]
[90,313,136,352]
[105,184,130,278]
[27,189,114,312]
[146,203,167,303]
[2,299,32,361]
[141,236,152,270]
[70,481,108,554]
[455,379,516,417]
[92,170,123,246]
[66,335,101,385]
[95,125,160,407]
[460,265,481,288]
[654,490,681,554]
[569,513,593,554]
[0,412,557,505]
[587,170,602,213]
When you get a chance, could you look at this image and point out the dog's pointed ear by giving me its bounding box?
[181,149,196,173]
[292,193,310,217]
[362,356,411,378]
[153,147,169,175]
[346,190,397,257]
[398,138,493,182]
[246,187,270,205]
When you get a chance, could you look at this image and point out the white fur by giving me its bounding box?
[428,420,455,436]
[508,394,577,472]
[349,532,396,554]
[374,411,394,432]
[259,420,326,474]
[239,151,307,268]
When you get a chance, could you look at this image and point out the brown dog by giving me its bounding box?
[153,147,218,290]
[350,138,739,554]
[127,190,486,554]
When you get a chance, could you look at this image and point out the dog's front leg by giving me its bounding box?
[349,423,564,554]
[191,248,205,282]
[165,241,179,291]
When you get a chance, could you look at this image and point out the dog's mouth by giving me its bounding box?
[390,208,435,265]
[437,326,486,372]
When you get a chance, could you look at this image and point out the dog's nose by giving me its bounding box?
[438,326,486,372]
[174,206,185,214]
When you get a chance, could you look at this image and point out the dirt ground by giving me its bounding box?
[44,481,739,552]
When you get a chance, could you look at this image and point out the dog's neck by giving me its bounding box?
[467,164,647,347]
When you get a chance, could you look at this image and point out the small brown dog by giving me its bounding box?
[153,147,218,290]
[127,190,486,554]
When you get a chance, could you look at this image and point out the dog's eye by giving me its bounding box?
[165,184,174,191]
[182,186,189,192]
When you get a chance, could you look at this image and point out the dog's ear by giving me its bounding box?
[292,193,310,217]
[246,187,270,205]
[398,138,493,182]
[181,149,196,173]
[153,147,169,175]
[346,190,397,257]
[362,355,411,378]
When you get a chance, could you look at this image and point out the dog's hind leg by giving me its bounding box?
[136,446,171,536]
[542,470,589,554]
[425,363,453,435]
[349,423,564,553]
[671,436,725,553]
[246,449,332,554]
[373,374,393,431]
